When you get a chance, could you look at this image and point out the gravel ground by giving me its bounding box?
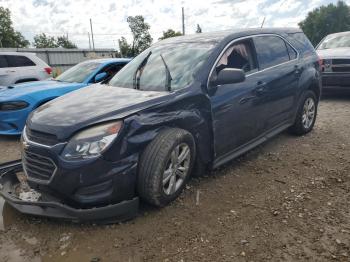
[0,94,349,262]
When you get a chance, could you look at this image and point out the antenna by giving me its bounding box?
[261,17,266,28]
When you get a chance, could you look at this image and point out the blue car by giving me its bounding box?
[0,58,131,135]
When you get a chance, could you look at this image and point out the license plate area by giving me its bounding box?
[15,172,41,202]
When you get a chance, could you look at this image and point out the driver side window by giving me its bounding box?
[93,63,126,83]
[216,39,258,75]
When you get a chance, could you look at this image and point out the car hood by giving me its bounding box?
[27,84,168,139]
[0,80,86,101]
[317,48,350,59]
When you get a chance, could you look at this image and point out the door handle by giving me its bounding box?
[239,81,267,104]
[294,65,302,75]
[6,70,16,73]
[254,81,267,96]
[239,96,256,104]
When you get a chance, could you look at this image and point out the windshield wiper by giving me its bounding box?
[133,51,152,89]
[160,54,172,91]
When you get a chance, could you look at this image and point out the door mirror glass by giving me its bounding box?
[94,72,108,82]
[211,68,245,86]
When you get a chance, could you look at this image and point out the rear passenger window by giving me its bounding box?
[254,36,290,70]
[0,55,7,68]
[216,39,258,74]
[288,32,314,57]
[6,55,36,67]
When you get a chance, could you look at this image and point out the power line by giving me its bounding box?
[21,30,166,36]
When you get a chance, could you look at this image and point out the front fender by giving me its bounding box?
[104,93,214,168]
[34,97,58,109]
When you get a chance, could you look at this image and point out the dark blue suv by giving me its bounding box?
[1,28,321,222]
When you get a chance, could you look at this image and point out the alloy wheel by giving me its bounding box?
[162,143,191,195]
[302,97,316,129]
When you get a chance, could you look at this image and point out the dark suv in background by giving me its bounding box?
[0,28,321,222]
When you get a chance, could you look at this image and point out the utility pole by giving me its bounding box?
[182,7,185,35]
[90,18,95,50]
[88,32,91,49]
[261,17,266,28]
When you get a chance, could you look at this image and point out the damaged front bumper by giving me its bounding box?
[0,161,139,223]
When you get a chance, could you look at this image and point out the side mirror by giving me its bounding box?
[211,68,246,86]
[94,72,108,82]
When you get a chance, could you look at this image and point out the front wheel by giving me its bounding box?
[137,128,196,207]
[289,90,318,136]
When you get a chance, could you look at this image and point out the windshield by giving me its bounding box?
[317,33,350,50]
[109,42,215,91]
[55,62,101,83]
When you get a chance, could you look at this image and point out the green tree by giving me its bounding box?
[118,36,133,57]
[127,15,153,56]
[299,1,350,46]
[0,7,29,47]
[196,24,202,33]
[33,33,58,48]
[33,33,78,48]
[159,29,182,40]
[56,35,77,49]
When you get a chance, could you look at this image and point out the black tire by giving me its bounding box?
[289,90,318,136]
[137,128,196,207]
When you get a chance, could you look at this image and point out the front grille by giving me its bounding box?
[23,151,56,182]
[26,128,58,146]
[332,59,350,65]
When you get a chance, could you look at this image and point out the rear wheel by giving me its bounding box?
[137,128,195,207]
[289,90,318,136]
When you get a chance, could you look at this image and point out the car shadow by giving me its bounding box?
[139,131,294,216]
[0,135,21,143]
[321,90,350,101]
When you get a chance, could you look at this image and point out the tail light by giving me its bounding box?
[318,57,323,67]
[44,67,52,75]
[317,57,324,71]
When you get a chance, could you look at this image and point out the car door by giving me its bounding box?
[5,55,37,84]
[209,38,266,158]
[252,35,300,132]
[0,55,11,86]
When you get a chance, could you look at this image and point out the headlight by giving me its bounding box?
[0,101,29,111]
[62,121,123,160]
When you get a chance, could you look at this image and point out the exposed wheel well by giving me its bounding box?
[308,82,321,101]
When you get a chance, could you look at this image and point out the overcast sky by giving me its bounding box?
[0,0,348,49]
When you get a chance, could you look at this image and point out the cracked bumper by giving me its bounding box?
[0,170,139,223]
